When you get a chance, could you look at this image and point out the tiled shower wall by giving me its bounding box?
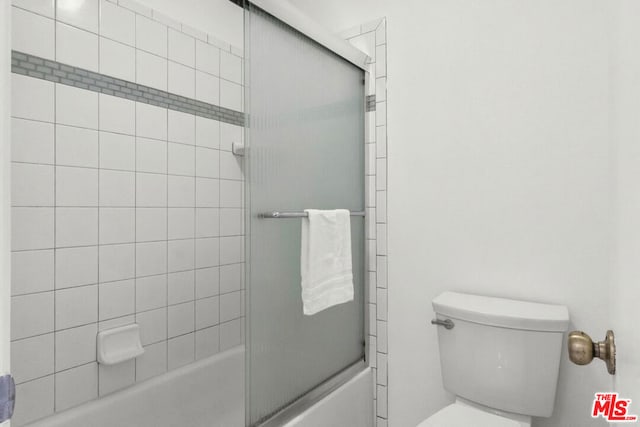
[342,18,389,427]
[9,0,245,425]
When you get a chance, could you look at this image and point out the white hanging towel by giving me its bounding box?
[300,209,354,315]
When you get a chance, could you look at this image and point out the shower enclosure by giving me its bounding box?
[243,2,369,425]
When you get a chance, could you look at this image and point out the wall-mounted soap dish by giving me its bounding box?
[232,142,245,156]
[97,324,145,365]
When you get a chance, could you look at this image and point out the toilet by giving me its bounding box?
[419,291,569,427]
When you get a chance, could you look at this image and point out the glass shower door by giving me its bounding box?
[244,5,365,425]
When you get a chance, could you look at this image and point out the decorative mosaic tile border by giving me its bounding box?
[11,50,245,127]
[366,95,377,112]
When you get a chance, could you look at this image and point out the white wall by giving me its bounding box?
[135,0,243,47]
[291,1,619,426]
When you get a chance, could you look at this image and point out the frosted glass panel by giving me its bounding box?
[245,6,365,425]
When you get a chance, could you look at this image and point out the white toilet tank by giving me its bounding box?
[432,292,569,418]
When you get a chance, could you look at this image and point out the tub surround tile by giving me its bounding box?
[10,1,247,420]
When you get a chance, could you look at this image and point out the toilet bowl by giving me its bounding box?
[418,292,569,426]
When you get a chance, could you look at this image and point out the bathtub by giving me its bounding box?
[25,345,372,427]
[27,346,244,427]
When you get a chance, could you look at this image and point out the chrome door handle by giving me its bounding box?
[431,318,454,330]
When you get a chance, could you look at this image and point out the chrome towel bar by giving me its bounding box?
[258,210,366,219]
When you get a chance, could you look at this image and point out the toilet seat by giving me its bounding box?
[417,402,531,427]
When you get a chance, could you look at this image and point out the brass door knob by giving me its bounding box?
[567,330,616,375]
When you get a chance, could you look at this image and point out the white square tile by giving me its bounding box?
[56,84,99,129]
[196,237,219,268]
[55,246,98,289]
[12,7,55,60]
[56,125,99,168]
[100,132,135,170]
[12,375,54,426]
[219,318,241,350]
[11,333,54,384]
[377,256,387,288]
[136,173,167,207]
[376,102,386,126]
[99,208,135,244]
[219,208,241,236]
[136,308,167,345]
[136,15,167,57]
[219,151,242,180]
[376,77,386,102]
[168,208,195,240]
[376,126,386,158]
[168,110,195,145]
[136,242,167,277]
[12,74,54,122]
[195,326,219,359]
[219,180,241,208]
[135,274,167,312]
[55,363,98,411]
[376,159,387,190]
[168,143,195,176]
[168,302,194,338]
[195,178,219,208]
[11,118,54,164]
[56,207,98,247]
[55,323,97,371]
[220,80,242,111]
[168,270,195,305]
[100,0,135,45]
[12,0,55,18]
[12,207,54,251]
[195,116,220,149]
[56,167,99,207]
[56,23,99,72]
[136,137,167,173]
[195,71,219,105]
[56,285,98,329]
[136,50,167,91]
[136,103,167,140]
[57,0,99,32]
[376,320,387,353]
[220,51,242,84]
[195,40,220,76]
[11,163,54,207]
[97,315,134,332]
[220,291,240,322]
[136,340,167,381]
[168,333,194,370]
[375,44,386,77]
[100,170,135,207]
[168,175,195,207]
[220,236,241,265]
[99,94,135,135]
[195,267,219,299]
[12,249,54,295]
[168,61,195,98]
[168,28,195,67]
[100,37,135,81]
[99,243,135,282]
[11,292,54,340]
[168,239,195,272]
[195,296,219,330]
[195,208,219,238]
[99,359,135,395]
[118,0,151,16]
[377,288,388,321]
[219,263,241,294]
[152,10,180,31]
[219,122,242,152]
[195,147,219,178]
[100,279,135,320]
[136,208,167,242]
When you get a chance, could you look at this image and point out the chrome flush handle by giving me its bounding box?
[431,318,454,330]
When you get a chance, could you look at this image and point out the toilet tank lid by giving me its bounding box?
[432,292,569,332]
